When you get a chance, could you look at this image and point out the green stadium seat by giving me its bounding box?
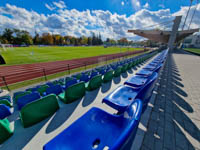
[58,81,86,104]
[73,73,82,79]
[102,70,113,83]
[0,99,12,107]
[65,77,74,83]
[37,85,49,96]
[0,119,14,144]
[121,64,128,73]
[13,91,31,103]
[113,66,122,77]
[19,94,59,128]
[127,62,133,70]
[52,80,64,86]
[85,75,102,91]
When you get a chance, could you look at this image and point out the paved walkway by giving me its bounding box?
[141,50,200,150]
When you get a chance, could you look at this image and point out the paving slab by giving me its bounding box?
[141,50,200,150]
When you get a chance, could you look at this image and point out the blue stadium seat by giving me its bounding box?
[46,82,55,87]
[143,63,163,73]
[17,92,41,110]
[90,71,98,79]
[136,72,158,112]
[104,72,158,113]
[26,87,39,92]
[124,75,148,89]
[154,64,163,73]
[13,91,25,99]
[136,69,154,77]
[143,64,158,71]
[43,99,142,150]
[98,69,106,75]
[0,104,12,119]
[45,85,63,96]
[80,74,90,82]
[102,85,139,112]
[63,78,78,90]
[0,96,11,102]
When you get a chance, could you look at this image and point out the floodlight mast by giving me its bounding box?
[182,0,194,31]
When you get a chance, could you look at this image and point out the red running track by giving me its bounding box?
[0,49,148,87]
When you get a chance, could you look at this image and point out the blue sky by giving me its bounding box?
[0,0,199,40]
[0,0,192,16]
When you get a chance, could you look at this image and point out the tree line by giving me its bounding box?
[0,28,104,46]
[0,28,156,47]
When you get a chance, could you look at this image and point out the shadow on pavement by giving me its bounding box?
[140,52,200,150]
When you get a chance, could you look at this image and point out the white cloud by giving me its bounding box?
[121,1,125,6]
[0,3,199,40]
[45,4,55,11]
[53,1,66,9]
[143,3,149,9]
[131,0,141,11]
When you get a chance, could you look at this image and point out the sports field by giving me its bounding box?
[184,48,200,55]
[0,46,143,65]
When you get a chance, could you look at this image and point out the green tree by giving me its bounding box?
[41,33,54,45]
[2,28,14,44]
[33,32,41,45]
[12,29,33,45]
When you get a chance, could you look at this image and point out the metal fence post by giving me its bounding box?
[67,64,70,74]
[43,68,47,81]
[106,57,108,64]
[2,76,10,91]
[85,62,87,70]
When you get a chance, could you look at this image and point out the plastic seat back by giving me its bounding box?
[90,71,98,79]
[37,85,49,96]
[46,84,63,96]
[20,94,59,128]
[0,119,13,144]
[63,81,86,104]
[121,64,128,73]
[103,70,113,83]
[136,72,158,112]
[86,75,102,91]
[13,91,31,103]
[0,99,12,107]
[26,87,38,92]
[102,85,139,112]
[113,66,122,77]
[154,64,163,73]
[43,99,142,150]
[17,92,41,110]
[64,78,78,89]
[80,74,90,82]
[0,96,11,102]
[0,104,12,119]
[46,82,54,87]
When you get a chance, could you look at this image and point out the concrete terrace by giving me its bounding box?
[141,50,200,150]
[1,50,200,150]
[0,52,155,150]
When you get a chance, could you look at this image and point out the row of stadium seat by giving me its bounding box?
[43,49,168,150]
[0,51,158,144]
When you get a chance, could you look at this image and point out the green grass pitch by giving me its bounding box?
[184,48,200,55]
[0,46,143,65]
